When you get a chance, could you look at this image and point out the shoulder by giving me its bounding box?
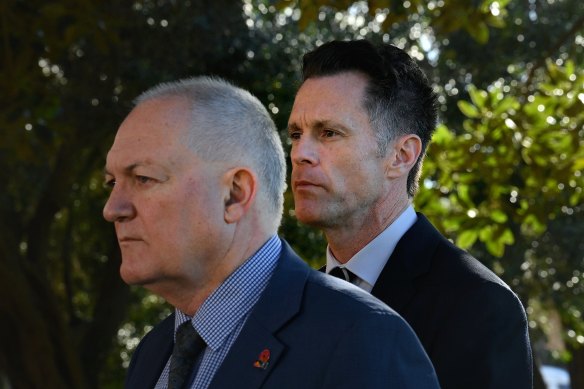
[301,275,440,387]
[396,215,525,313]
[302,271,431,354]
[411,214,516,292]
[261,252,440,388]
[130,313,174,360]
[434,236,520,301]
[305,270,407,322]
[416,225,527,323]
[277,240,406,320]
[144,312,175,339]
[126,313,174,387]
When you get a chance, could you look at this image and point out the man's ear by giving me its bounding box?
[223,167,257,224]
[385,134,422,178]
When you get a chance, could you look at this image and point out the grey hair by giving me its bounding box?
[135,76,286,232]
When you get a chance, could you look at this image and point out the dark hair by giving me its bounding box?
[302,39,438,197]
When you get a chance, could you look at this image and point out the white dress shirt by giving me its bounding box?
[326,205,417,292]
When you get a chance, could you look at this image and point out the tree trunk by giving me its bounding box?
[0,258,86,389]
[80,241,131,388]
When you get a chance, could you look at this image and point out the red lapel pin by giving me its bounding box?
[253,348,270,369]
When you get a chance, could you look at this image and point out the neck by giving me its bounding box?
[325,198,410,264]
[153,220,273,316]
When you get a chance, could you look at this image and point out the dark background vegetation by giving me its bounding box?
[1,0,583,387]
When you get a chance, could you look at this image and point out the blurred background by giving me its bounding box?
[1,0,582,388]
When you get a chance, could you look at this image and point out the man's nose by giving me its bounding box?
[291,137,319,166]
[103,185,136,222]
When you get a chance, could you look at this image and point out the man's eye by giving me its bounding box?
[136,175,154,184]
[104,179,116,188]
[322,129,337,138]
[289,131,301,140]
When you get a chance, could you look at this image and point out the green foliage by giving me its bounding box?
[274,0,510,43]
[420,60,584,258]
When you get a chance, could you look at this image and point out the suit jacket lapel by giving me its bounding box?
[371,213,439,313]
[209,240,309,389]
[208,317,286,389]
[126,313,174,389]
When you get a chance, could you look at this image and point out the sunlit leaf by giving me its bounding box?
[466,20,489,44]
[432,124,455,145]
[457,229,478,248]
[486,239,505,257]
[486,14,506,28]
[491,209,508,223]
[493,96,519,116]
[573,158,584,171]
[458,100,480,118]
[468,85,487,108]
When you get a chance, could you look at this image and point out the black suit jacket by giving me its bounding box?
[370,213,533,389]
[125,239,440,389]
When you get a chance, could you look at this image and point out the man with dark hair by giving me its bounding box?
[288,39,533,388]
[104,76,440,389]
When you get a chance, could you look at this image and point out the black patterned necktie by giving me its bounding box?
[168,321,206,389]
[329,267,357,283]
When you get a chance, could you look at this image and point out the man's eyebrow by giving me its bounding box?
[287,123,301,133]
[314,120,331,130]
[103,162,153,176]
[287,120,330,131]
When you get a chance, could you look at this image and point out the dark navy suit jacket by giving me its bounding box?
[371,213,533,389]
[125,240,440,389]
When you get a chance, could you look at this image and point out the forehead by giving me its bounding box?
[294,72,368,110]
[106,97,193,169]
[290,72,373,135]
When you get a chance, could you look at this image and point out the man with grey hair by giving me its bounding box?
[103,76,439,389]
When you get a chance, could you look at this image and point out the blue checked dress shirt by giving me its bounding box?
[154,235,281,389]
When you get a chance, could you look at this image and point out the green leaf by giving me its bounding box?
[573,157,584,171]
[500,227,515,246]
[490,209,508,223]
[569,191,583,206]
[468,85,487,108]
[457,230,478,248]
[479,225,493,241]
[432,124,455,144]
[466,21,489,44]
[457,184,473,207]
[486,239,505,257]
[565,60,575,76]
[458,100,480,118]
[486,14,506,28]
[522,214,547,235]
[493,96,519,116]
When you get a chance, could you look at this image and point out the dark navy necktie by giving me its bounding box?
[329,267,357,283]
[168,321,206,389]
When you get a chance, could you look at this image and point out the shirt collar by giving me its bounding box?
[174,235,281,351]
[326,205,417,288]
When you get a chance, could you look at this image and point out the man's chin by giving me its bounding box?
[294,211,328,228]
[119,266,156,287]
